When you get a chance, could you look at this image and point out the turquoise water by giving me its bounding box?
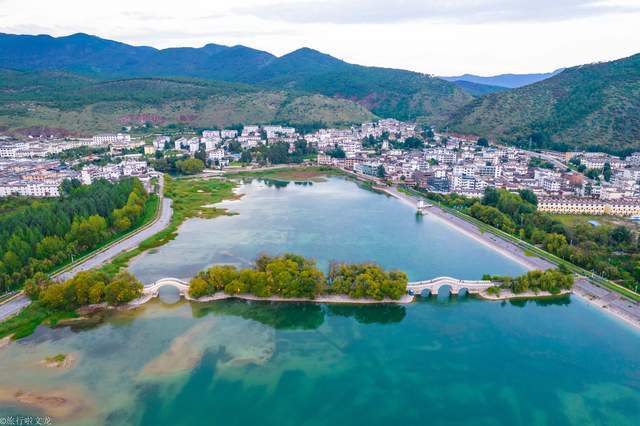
[1,177,639,425]
[129,178,527,283]
[0,297,638,425]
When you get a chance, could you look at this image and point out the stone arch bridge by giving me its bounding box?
[142,278,190,297]
[407,277,495,296]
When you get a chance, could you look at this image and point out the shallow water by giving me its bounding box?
[129,177,527,283]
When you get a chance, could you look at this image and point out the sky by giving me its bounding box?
[1,0,639,75]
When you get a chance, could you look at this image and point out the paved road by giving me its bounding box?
[55,197,172,281]
[0,295,31,321]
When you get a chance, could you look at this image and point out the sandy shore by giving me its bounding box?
[573,279,640,331]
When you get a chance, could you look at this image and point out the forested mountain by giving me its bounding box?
[0,33,472,122]
[0,69,375,134]
[448,54,640,154]
[441,69,564,88]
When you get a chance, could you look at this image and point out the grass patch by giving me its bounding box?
[550,213,637,230]
[0,302,77,340]
[100,175,236,276]
[46,353,67,363]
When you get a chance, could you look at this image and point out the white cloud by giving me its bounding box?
[236,0,640,24]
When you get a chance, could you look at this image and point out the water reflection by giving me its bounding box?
[327,304,406,324]
[263,179,289,189]
[502,295,572,308]
[190,299,407,330]
[158,286,181,305]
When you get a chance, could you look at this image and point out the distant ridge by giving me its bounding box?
[441,69,565,88]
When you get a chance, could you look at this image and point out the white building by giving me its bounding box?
[92,133,131,146]
[221,129,238,139]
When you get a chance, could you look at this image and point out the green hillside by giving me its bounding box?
[263,62,473,122]
[0,70,375,134]
[0,34,472,124]
[448,54,640,154]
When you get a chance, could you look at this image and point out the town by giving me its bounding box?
[2,119,640,216]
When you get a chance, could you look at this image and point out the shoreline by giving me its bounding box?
[573,279,640,331]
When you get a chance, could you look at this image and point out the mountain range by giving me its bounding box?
[0,32,639,153]
[0,33,473,122]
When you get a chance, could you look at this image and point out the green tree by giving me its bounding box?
[104,272,143,305]
[240,150,252,163]
[603,162,612,182]
[176,158,205,175]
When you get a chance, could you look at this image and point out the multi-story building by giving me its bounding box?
[538,198,640,216]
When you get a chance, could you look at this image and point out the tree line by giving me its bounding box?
[421,186,640,291]
[24,270,143,311]
[484,268,574,295]
[0,177,150,294]
[189,253,408,300]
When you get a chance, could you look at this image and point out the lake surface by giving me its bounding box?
[2,177,639,425]
[0,297,638,425]
[129,177,527,283]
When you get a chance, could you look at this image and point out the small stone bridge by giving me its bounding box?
[142,278,190,297]
[407,277,495,296]
[138,276,496,301]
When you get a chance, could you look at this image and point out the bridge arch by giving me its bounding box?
[433,283,454,297]
[406,276,496,297]
[143,278,190,298]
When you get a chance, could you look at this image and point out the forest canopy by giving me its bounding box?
[0,177,151,294]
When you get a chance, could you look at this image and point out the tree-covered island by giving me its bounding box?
[188,253,409,301]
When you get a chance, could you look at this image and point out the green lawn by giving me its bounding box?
[0,302,77,340]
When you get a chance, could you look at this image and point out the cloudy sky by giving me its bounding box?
[1,0,639,75]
